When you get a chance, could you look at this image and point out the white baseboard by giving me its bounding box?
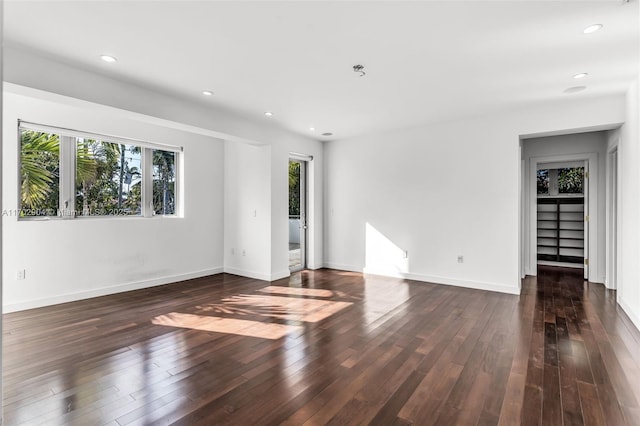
[619,298,640,333]
[322,263,519,295]
[270,270,291,281]
[223,266,272,282]
[362,267,520,295]
[222,267,291,282]
[4,267,224,313]
[322,262,362,273]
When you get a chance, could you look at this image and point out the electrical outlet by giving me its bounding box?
[242,249,246,256]
[402,250,408,259]
[457,255,464,263]
[253,210,257,217]
[17,269,26,280]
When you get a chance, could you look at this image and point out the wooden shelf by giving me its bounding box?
[536,197,585,265]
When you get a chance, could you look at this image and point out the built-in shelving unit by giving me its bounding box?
[537,197,584,265]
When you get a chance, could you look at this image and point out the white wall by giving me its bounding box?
[2,46,325,310]
[522,132,608,283]
[618,78,640,330]
[3,90,225,311]
[324,95,625,295]
[224,141,272,280]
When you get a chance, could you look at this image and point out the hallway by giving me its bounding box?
[520,266,640,425]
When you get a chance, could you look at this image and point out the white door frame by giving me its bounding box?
[527,152,598,280]
[289,157,308,272]
[606,145,619,290]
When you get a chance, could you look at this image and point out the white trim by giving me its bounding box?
[223,267,272,282]
[605,144,619,290]
[537,260,584,269]
[527,152,598,280]
[322,263,519,295]
[619,299,640,334]
[3,267,223,313]
[322,262,362,273]
[537,160,586,170]
[19,120,183,152]
[289,152,313,161]
[271,270,291,281]
[363,268,520,295]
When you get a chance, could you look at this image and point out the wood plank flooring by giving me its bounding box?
[3,266,640,425]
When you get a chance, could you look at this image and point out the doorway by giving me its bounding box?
[289,159,307,272]
[535,161,588,279]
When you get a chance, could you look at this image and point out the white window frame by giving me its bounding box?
[18,120,182,220]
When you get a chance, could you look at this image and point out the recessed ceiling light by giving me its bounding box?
[309,127,315,131]
[264,112,274,117]
[322,132,333,136]
[564,86,587,94]
[100,54,117,63]
[573,73,588,79]
[583,24,603,34]
[202,90,213,96]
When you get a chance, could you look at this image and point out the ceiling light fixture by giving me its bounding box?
[264,112,274,117]
[583,24,603,34]
[100,54,117,63]
[564,86,587,94]
[322,132,333,136]
[202,90,213,96]
[353,64,366,77]
[309,127,315,131]
[573,73,588,79]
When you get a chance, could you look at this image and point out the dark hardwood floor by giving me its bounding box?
[3,266,640,425]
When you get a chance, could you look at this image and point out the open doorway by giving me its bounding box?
[536,162,588,278]
[521,131,609,284]
[289,158,307,272]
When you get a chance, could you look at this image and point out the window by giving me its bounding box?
[152,149,176,215]
[18,122,181,219]
[20,130,60,217]
[76,140,142,217]
[537,166,584,196]
[536,169,549,195]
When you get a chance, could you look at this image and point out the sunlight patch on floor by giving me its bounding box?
[258,286,334,298]
[198,294,353,323]
[154,291,353,339]
[151,312,303,340]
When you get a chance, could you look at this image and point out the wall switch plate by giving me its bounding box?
[17,269,26,280]
[242,249,246,256]
[403,250,408,259]
[457,256,464,263]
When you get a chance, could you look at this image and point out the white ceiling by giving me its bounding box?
[4,1,639,141]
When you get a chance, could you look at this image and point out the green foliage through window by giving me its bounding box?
[20,130,60,216]
[75,140,142,216]
[558,167,584,194]
[289,161,300,217]
[153,150,176,215]
[537,166,584,196]
[537,170,549,195]
[19,126,179,218]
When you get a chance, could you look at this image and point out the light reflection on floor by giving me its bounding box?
[152,312,303,340]
[258,285,334,298]
[198,294,352,323]
[363,276,410,330]
[153,286,353,339]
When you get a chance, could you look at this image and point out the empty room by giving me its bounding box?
[2,1,640,425]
